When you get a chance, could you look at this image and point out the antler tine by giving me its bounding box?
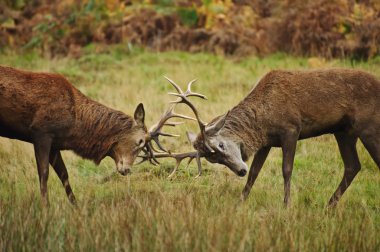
[137,150,201,178]
[166,79,207,127]
[186,79,208,99]
[168,156,194,179]
[169,97,206,129]
[159,132,180,137]
[147,143,162,165]
[149,141,164,153]
[148,105,196,152]
[167,159,181,179]
[149,106,195,135]
[164,76,183,93]
[164,121,184,127]
[168,79,207,99]
[168,155,194,178]
[187,79,197,92]
[152,136,168,152]
[170,110,197,121]
[166,79,216,153]
[139,144,161,165]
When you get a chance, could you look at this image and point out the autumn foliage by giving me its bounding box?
[0,0,379,59]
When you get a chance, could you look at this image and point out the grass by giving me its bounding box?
[0,46,379,251]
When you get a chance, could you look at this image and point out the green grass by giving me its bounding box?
[0,47,379,251]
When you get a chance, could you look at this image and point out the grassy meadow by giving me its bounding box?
[0,47,379,251]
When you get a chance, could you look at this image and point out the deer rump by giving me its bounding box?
[0,67,76,143]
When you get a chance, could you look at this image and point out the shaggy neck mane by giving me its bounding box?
[71,100,134,164]
[222,97,263,157]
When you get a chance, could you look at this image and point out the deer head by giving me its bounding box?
[108,103,148,175]
[188,113,249,177]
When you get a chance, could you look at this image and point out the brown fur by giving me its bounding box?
[0,65,147,205]
[0,66,138,162]
[194,68,380,206]
[225,69,380,152]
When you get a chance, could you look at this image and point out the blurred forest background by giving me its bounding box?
[1,1,380,251]
[1,0,379,59]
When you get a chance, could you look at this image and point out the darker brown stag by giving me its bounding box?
[0,66,150,206]
[0,66,207,206]
[188,69,380,207]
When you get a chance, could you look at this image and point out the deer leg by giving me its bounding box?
[50,150,77,205]
[33,136,52,206]
[241,147,271,201]
[328,133,360,207]
[359,134,380,170]
[281,131,299,207]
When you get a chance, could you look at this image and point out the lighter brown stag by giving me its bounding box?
[187,69,380,207]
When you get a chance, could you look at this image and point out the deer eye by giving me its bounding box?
[218,142,225,150]
[137,139,144,147]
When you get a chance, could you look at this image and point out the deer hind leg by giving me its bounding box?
[359,133,380,170]
[241,147,271,201]
[281,130,299,207]
[328,132,361,207]
[49,150,77,205]
[33,136,52,206]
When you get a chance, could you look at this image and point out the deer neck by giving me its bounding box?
[222,101,265,157]
[69,98,133,164]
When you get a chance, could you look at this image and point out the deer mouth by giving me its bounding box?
[226,159,248,177]
[237,169,247,177]
[118,168,131,176]
[117,163,132,176]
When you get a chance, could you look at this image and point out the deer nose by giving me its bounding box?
[118,167,131,176]
[237,169,247,177]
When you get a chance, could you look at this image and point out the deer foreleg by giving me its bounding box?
[241,147,271,201]
[50,150,77,205]
[281,131,299,207]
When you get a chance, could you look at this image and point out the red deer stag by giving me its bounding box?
[0,66,204,206]
[186,69,380,207]
[0,66,149,205]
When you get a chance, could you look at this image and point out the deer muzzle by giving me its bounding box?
[118,167,131,176]
[116,159,132,176]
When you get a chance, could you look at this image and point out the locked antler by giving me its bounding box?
[148,105,194,152]
[165,76,214,153]
[139,77,208,177]
[138,150,202,178]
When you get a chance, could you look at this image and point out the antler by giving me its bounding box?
[165,76,214,153]
[139,77,208,177]
[148,105,195,152]
[137,150,202,178]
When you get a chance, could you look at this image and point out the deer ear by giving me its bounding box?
[205,111,229,135]
[134,103,145,126]
[186,131,197,145]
